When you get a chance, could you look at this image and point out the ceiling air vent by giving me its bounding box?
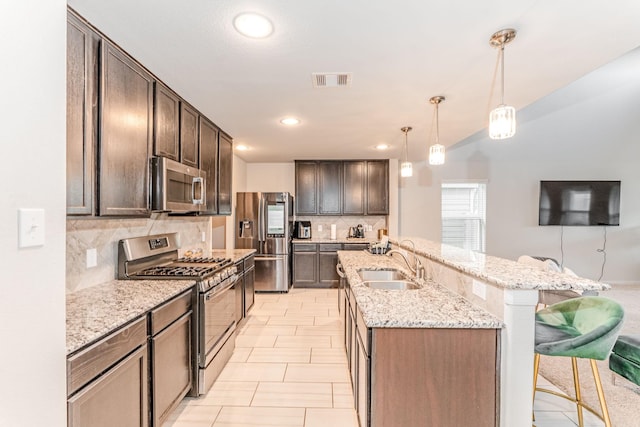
[312,72,352,88]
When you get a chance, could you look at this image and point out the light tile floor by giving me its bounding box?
[164,288,606,427]
[164,289,358,427]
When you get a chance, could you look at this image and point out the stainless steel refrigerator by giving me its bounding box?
[235,192,293,292]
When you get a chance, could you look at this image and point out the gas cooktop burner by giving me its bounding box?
[176,256,228,263]
[136,265,219,277]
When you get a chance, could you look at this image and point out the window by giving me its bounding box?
[441,182,486,252]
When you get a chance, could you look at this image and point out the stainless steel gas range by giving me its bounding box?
[118,232,239,395]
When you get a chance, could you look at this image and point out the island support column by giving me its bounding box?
[500,289,538,427]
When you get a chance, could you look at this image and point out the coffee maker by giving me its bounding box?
[294,221,312,239]
[348,224,365,238]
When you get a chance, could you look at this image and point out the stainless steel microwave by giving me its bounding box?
[151,157,205,213]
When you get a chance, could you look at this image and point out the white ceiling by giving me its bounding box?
[68,0,640,163]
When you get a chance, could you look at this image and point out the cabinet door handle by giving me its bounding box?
[336,263,346,278]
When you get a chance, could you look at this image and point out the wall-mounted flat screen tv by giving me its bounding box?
[539,180,621,226]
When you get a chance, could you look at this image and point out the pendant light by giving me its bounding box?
[489,28,517,140]
[400,126,413,177]
[428,96,445,165]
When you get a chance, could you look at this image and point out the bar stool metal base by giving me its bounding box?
[533,353,612,427]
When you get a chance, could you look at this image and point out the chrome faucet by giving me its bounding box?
[386,239,425,280]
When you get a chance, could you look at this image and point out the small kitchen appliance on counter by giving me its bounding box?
[294,221,312,239]
[349,224,365,238]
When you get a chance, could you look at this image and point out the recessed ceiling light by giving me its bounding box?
[233,13,274,39]
[375,144,389,150]
[280,117,300,126]
[235,144,249,151]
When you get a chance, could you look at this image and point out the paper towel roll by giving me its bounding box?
[330,224,337,240]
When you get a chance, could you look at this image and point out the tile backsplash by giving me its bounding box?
[296,215,387,240]
[66,213,212,292]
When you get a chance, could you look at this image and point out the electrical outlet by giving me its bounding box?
[318,225,323,232]
[201,231,206,242]
[472,280,487,300]
[86,248,97,268]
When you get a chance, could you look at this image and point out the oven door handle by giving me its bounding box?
[204,278,236,300]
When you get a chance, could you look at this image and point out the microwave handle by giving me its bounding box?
[192,176,204,205]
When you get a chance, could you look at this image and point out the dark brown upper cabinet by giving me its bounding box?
[342,161,365,215]
[99,40,153,217]
[153,82,180,161]
[217,132,233,215]
[295,161,319,215]
[66,13,99,216]
[295,160,388,215]
[180,102,199,168]
[66,8,233,217]
[199,117,219,215]
[318,162,342,215]
[365,160,389,215]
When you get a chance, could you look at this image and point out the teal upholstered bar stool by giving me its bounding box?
[533,296,624,427]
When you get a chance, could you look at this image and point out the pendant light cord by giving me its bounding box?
[499,44,505,105]
[434,102,440,144]
[403,130,408,163]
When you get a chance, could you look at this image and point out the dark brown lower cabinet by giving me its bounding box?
[67,290,195,427]
[319,244,341,287]
[68,344,148,427]
[345,291,499,427]
[149,291,193,426]
[294,243,361,288]
[293,244,318,286]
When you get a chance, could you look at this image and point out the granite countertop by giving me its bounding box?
[67,250,255,356]
[66,279,196,355]
[293,237,377,244]
[211,248,256,262]
[391,237,609,292]
[337,250,503,329]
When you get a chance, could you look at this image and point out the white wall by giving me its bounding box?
[0,1,67,425]
[399,47,640,284]
[246,163,296,194]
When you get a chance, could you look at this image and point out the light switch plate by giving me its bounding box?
[86,248,97,268]
[318,225,323,232]
[18,208,45,248]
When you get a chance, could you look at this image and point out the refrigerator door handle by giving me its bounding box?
[258,194,266,243]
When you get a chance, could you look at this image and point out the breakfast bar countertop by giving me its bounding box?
[337,250,504,330]
[391,237,610,292]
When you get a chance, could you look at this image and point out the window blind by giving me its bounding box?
[441,183,486,252]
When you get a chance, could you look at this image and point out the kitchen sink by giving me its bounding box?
[357,268,406,281]
[363,280,420,290]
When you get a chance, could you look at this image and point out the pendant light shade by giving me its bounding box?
[400,126,413,177]
[428,96,445,165]
[489,28,517,140]
[429,144,445,166]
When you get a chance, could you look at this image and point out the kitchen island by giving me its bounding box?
[339,238,609,427]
